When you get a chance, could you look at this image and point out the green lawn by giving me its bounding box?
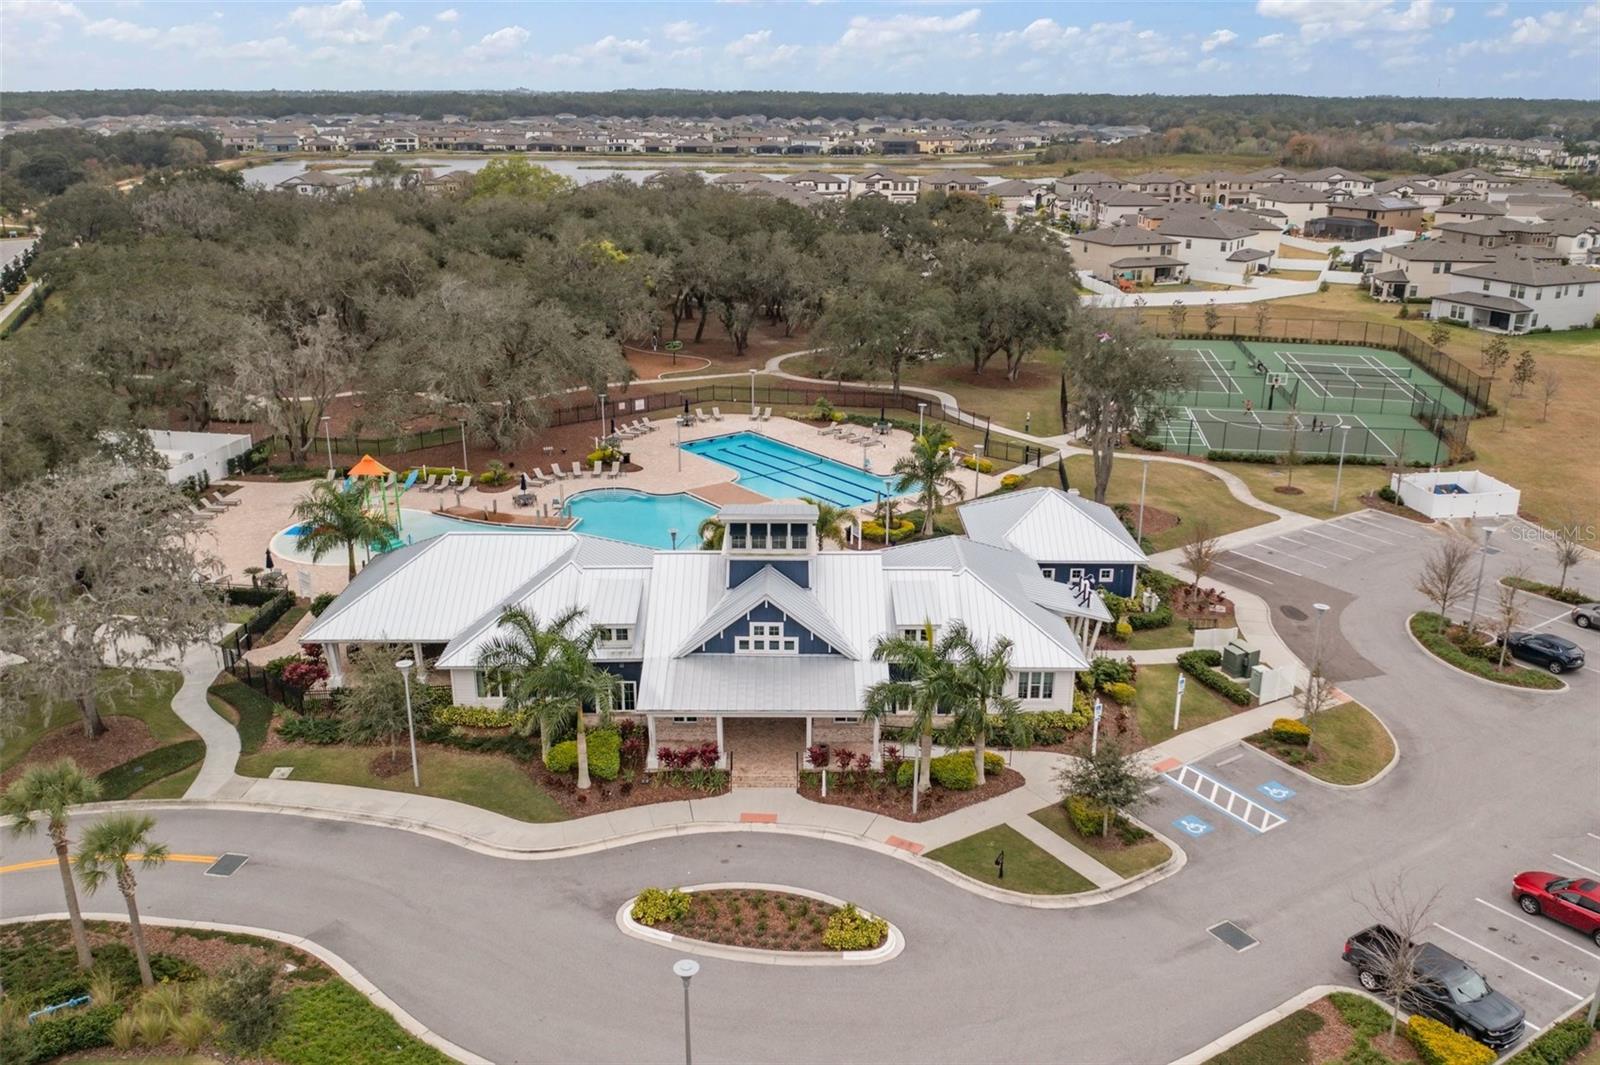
[208,680,279,755]
[1219,460,1391,519]
[1107,622,1195,651]
[130,762,202,799]
[1204,1007,1322,1065]
[1133,663,1243,747]
[926,823,1095,895]
[236,745,569,823]
[1029,804,1172,879]
[1250,702,1395,786]
[2,668,188,773]
[1024,455,1274,552]
[225,604,258,624]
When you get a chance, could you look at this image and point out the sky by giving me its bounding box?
[3,0,1598,99]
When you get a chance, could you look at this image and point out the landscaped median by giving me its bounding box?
[1246,702,1396,787]
[1408,612,1565,690]
[927,824,1097,896]
[617,884,903,966]
[1204,990,1434,1065]
[1029,802,1173,879]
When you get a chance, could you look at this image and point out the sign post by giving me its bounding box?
[1173,674,1187,732]
[1091,698,1104,756]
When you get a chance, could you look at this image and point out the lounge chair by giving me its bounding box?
[641,419,657,432]
[694,407,708,423]
[569,461,584,479]
[417,474,438,493]
[711,407,723,422]
[457,475,473,492]
[589,460,604,479]
[818,422,837,436]
[550,466,567,482]
[527,468,548,486]
[190,499,216,520]
[605,461,621,480]
[427,475,448,493]
[760,407,772,422]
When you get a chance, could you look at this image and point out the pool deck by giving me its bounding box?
[206,415,1000,596]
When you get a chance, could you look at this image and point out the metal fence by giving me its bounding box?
[1181,419,1463,466]
[1171,317,1493,413]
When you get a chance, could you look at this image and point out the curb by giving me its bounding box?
[1,912,489,1065]
[614,882,904,966]
[1404,613,1568,694]
[1170,984,1402,1065]
[37,796,1184,911]
[1238,700,1403,793]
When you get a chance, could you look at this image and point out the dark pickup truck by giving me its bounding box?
[1342,924,1526,1051]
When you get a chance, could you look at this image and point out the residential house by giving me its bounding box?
[921,169,990,195]
[276,171,354,196]
[1053,171,1123,198]
[1374,176,1447,210]
[1067,187,1166,228]
[1433,217,1555,251]
[850,169,920,204]
[1122,171,1192,202]
[1295,168,1375,195]
[783,171,849,199]
[983,178,1050,215]
[1070,225,1188,286]
[1188,171,1253,206]
[259,133,302,153]
[1246,183,1331,230]
[1432,259,1599,333]
[302,503,1100,770]
[1433,200,1506,223]
[1153,214,1271,283]
[958,487,1147,601]
[1308,195,1424,239]
[1539,210,1600,264]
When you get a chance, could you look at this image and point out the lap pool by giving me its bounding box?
[682,432,896,507]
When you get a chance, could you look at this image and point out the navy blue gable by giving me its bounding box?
[1041,562,1138,599]
[693,601,837,655]
[728,558,810,589]
[596,661,643,683]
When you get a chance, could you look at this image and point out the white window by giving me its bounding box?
[672,715,699,723]
[737,621,798,654]
[1018,671,1055,700]
[610,680,638,713]
[899,626,933,643]
[1068,567,1085,580]
[1432,262,1442,274]
[1099,567,1115,582]
[833,716,859,724]
[475,668,506,699]
[1039,567,1056,580]
[596,626,632,646]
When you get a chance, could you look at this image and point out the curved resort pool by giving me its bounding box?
[271,493,712,565]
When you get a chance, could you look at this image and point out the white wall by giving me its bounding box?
[1392,470,1520,519]
[149,429,253,486]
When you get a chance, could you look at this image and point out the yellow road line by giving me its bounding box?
[0,853,218,875]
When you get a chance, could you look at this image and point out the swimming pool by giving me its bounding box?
[562,489,715,550]
[682,432,897,507]
[270,509,539,565]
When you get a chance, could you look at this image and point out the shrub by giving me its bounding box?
[1114,618,1133,640]
[134,1001,171,1047]
[1088,656,1136,690]
[1409,613,1563,690]
[95,740,206,800]
[1406,1015,1495,1065]
[172,1012,216,1054]
[1378,485,1400,504]
[1064,794,1105,836]
[276,714,342,744]
[1508,1017,1594,1065]
[1503,576,1588,606]
[585,446,621,465]
[544,728,621,781]
[1127,604,1174,631]
[1270,718,1312,746]
[1177,649,1254,706]
[434,704,532,729]
[307,592,337,617]
[821,903,888,951]
[959,455,995,474]
[479,459,510,486]
[999,473,1024,491]
[631,887,691,926]
[203,958,283,1053]
[1101,681,1137,705]
[906,750,1006,791]
[267,980,448,1065]
[860,518,916,543]
[111,1013,138,1051]
[4,1003,122,1065]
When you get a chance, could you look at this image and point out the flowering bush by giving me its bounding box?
[1270,718,1312,746]
[999,473,1024,491]
[656,742,720,770]
[959,455,995,474]
[280,659,329,689]
[822,903,888,951]
[631,888,691,927]
[1406,1015,1495,1065]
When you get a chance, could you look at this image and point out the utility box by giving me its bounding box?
[1250,664,1294,704]
[1222,640,1260,679]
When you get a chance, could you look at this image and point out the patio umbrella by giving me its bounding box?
[519,472,528,492]
[682,398,690,416]
[264,550,274,571]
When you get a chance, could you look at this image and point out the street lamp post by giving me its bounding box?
[321,415,334,471]
[1311,602,1330,681]
[669,528,679,551]
[1137,459,1151,543]
[458,420,468,476]
[1466,527,1497,629]
[972,444,983,497]
[1332,425,1352,512]
[673,959,699,1065]
[597,391,607,427]
[394,658,421,788]
[748,369,757,418]
[676,415,683,472]
[917,402,926,437]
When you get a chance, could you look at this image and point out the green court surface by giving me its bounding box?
[1153,341,1476,463]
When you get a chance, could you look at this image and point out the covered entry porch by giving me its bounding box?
[644,713,882,787]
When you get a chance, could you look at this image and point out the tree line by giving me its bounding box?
[6,89,1596,138]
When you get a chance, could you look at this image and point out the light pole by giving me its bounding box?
[972,444,983,497]
[1311,602,1330,680]
[1137,459,1150,543]
[917,402,927,437]
[458,420,468,476]
[748,369,757,417]
[1331,425,1351,512]
[676,415,683,472]
[321,415,334,471]
[673,958,699,1065]
[395,658,421,788]
[669,527,679,551]
[597,390,608,427]
[1466,526,1497,629]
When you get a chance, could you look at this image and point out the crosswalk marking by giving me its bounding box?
[1164,765,1287,833]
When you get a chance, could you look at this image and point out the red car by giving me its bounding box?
[1514,872,1600,947]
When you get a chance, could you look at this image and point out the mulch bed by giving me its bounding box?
[1025,700,1150,756]
[1304,996,1419,1064]
[4,919,326,982]
[1274,485,1306,495]
[533,763,730,816]
[796,766,1024,822]
[1125,504,1180,539]
[1359,493,1434,523]
[654,889,851,952]
[1,717,158,789]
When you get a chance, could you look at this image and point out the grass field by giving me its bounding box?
[927,823,1096,895]
[1216,459,1390,518]
[2,669,188,773]
[1029,804,1172,879]
[237,745,569,822]
[1134,664,1243,747]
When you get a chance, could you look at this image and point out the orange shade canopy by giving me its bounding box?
[347,454,392,478]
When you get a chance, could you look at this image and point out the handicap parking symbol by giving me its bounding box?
[1173,815,1213,837]
[1257,780,1296,802]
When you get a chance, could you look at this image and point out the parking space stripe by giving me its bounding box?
[1326,522,1396,545]
[1343,517,1409,541]
[1553,854,1600,878]
[1431,924,1584,1000]
[1348,512,1429,537]
[1291,529,1364,559]
[1473,898,1600,961]
[1212,562,1273,585]
[1587,833,1600,843]
[1228,551,1307,577]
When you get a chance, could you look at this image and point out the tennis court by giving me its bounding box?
[1154,340,1479,464]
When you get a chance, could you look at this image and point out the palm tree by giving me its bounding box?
[803,498,851,550]
[475,606,613,789]
[75,814,168,987]
[291,481,401,580]
[863,623,966,816]
[947,624,1022,786]
[1,760,103,970]
[892,426,964,537]
[697,517,725,550]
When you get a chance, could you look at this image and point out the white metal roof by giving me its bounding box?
[958,487,1146,566]
[716,502,820,522]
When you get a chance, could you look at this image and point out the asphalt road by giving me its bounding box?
[5,509,1596,1064]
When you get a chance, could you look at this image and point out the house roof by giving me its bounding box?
[674,564,857,659]
[1075,225,1179,247]
[1056,170,1122,187]
[1087,189,1167,207]
[1334,195,1422,212]
[1155,215,1256,240]
[1371,269,1410,283]
[985,179,1040,197]
[1227,248,1273,261]
[1435,199,1506,217]
[717,502,819,522]
[783,170,843,185]
[1298,167,1374,183]
[1250,183,1330,204]
[1386,240,1500,263]
[957,487,1146,567]
[279,171,352,188]
[1454,258,1598,286]
[1110,255,1189,268]
[1432,290,1533,314]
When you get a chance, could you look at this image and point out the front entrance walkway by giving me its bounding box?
[725,718,805,788]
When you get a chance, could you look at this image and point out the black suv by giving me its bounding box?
[1499,632,1586,675]
[1343,925,1525,1050]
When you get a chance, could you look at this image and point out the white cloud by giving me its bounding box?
[210,35,299,62]
[285,0,401,44]
[1197,56,1232,72]
[1201,28,1238,52]
[2,0,83,21]
[83,16,158,41]
[465,24,528,60]
[564,34,652,64]
[1256,0,1453,42]
[1254,31,1289,46]
[836,7,981,53]
[661,19,705,43]
[724,29,800,66]
[1452,1,1598,57]
[434,7,458,22]
[1485,2,1507,14]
